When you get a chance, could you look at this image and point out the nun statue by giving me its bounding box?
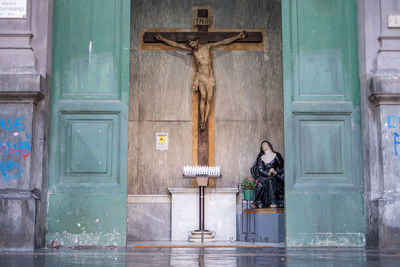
[250,140,284,208]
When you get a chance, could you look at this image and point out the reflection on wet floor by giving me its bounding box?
[1,247,400,266]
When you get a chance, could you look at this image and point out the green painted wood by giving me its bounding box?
[282,0,364,246]
[47,0,130,247]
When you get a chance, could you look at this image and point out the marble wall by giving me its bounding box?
[128,0,283,195]
[129,0,194,195]
[214,0,283,187]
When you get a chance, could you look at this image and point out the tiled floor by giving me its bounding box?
[1,242,400,266]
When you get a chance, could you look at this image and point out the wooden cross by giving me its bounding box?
[142,7,264,186]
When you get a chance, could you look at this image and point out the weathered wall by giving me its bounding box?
[358,0,400,249]
[213,0,282,188]
[128,0,283,195]
[0,0,52,249]
[129,0,194,195]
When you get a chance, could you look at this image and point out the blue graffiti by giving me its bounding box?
[1,140,32,153]
[394,133,400,156]
[387,115,400,158]
[0,161,22,182]
[388,115,397,129]
[0,139,31,160]
[0,117,25,131]
[0,117,27,182]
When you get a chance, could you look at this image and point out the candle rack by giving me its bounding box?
[183,166,222,242]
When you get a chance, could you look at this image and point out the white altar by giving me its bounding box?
[168,187,238,241]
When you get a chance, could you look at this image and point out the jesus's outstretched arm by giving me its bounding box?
[155,34,192,51]
[209,31,247,48]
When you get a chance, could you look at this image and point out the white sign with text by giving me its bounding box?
[0,0,27,18]
[388,15,400,28]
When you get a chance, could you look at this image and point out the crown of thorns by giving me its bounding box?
[186,35,199,43]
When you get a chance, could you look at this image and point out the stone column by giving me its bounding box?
[0,0,52,249]
[359,0,400,249]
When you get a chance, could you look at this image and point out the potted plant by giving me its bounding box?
[241,177,256,200]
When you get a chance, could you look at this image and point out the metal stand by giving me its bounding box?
[240,198,256,242]
[190,184,213,242]
[184,174,221,242]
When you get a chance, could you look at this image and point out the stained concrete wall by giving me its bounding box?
[128,0,283,195]
[129,0,194,195]
[0,0,52,249]
[213,0,282,188]
[358,0,400,249]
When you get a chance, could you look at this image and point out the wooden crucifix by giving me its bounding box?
[142,7,264,186]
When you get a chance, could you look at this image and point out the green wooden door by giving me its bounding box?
[47,0,130,246]
[282,0,364,246]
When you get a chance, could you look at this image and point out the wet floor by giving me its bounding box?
[1,247,400,266]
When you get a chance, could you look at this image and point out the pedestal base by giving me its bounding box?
[169,188,238,241]
[241,209,284,243]
[189,230,215,242]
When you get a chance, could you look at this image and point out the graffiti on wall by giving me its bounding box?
[0,117,31,182]
[387,115,400,157]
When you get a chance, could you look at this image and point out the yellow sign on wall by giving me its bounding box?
[156,133,168,150]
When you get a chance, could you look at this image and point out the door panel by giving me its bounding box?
[47,0,130,246]
[283,0,364,246]
[61,0,119,97]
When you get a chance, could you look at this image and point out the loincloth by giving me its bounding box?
[192,73,215,91]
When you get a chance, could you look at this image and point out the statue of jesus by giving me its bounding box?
[155,31,247,131]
